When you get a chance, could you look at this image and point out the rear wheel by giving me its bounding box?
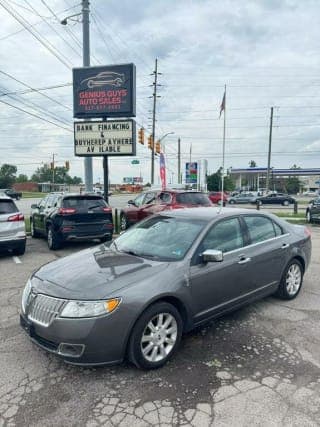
[47,225,61,250]
[128,302,183,369]
[120,214,129,231]
[283,200,289,206]
[275,259,303,300]
[229,199,235,204]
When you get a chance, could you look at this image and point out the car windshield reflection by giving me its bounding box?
[112,216,206,261]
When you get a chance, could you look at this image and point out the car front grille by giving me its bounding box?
[27,294,66,327]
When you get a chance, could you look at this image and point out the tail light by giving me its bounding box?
[58,208,76,215]
[102,207,112,213]
[8,213,24,222]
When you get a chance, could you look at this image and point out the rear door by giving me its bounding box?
[311,198,320,221]
[241,214,290,292]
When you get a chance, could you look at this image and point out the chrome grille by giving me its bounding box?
[27,294,66,327]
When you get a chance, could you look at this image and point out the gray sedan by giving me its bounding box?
[20,208,311,369]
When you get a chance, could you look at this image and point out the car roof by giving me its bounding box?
[157,206,273,221]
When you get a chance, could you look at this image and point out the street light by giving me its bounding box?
[158,132,175,153]
[60,12,82,25]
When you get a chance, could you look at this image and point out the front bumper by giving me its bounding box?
[20,308,128,366]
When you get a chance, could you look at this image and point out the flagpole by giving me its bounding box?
[220,84,226,211]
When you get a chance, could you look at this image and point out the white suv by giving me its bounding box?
[0,195,26,255]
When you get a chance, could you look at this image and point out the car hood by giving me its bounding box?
[33,245,169,300]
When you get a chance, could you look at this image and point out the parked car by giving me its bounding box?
[306,197,320,223]
[119,189,212,231]
[0,188,22,200]
[208,191,228,205]
[20,207,311,368]
[254,193,296,206]
[30,193,113,250]
[0,194,26,255]
[228,192,257,204]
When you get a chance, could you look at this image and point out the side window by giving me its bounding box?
[45,195,55,208]
[273,221,283,236]
[144,192,156,204]
[38,197,47,208]
[133,193,146,207]
[201,218,244,253]
[244,215,276,244]
[159,192,172,204]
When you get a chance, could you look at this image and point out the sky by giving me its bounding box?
[0,0,320,186]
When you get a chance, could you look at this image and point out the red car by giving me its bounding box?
[120,190,212,230]
[208,191,228,205]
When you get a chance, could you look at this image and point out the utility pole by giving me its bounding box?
[52,153,55,190]
[151,58,160,184]
[82,0,93,192]
[178,137,181,184]
[266,107,274,192]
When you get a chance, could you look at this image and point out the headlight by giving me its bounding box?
[59,298,121,318]
[21,279,32,313]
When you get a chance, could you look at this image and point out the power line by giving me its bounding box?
[0,98,72,132]
[0,0,72,69]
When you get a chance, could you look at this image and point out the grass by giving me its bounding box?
[22,192,47,198]
[275,212,305,218]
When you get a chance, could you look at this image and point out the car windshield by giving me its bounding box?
[112,215,207,261]
[176,193,211,205]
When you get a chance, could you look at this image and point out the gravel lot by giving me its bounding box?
[0,225,319,426]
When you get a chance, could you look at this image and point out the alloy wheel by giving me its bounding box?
[140,313,178,363]
[285,263,302,296]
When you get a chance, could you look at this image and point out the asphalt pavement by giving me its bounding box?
[0,225,319,426]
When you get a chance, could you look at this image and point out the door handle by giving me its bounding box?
[281,243,289,249]
[238,256,251,265]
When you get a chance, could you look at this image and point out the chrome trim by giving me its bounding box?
[225,233,290,255]
[27,294,67,327]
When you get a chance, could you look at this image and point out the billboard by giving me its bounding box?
[186,162,198,184]
[73,63,136,119]
[74,119,136,156]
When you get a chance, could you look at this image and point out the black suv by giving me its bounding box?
[0,188,22,200]
[306,197,320,223]
[30,193,113,250]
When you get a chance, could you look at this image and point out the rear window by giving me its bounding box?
[0,199,18,214]
[176,193,211,205]
[62,196,107,209]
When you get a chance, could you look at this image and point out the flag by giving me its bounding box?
[159,153,166,190]
[219,90,226,118]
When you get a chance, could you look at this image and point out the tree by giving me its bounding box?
[0,164,17,187]
[249,160,257,167]
[31,165,82,185]
[207,168,235,192]
[285,177,301,194]
[16,174,29,183]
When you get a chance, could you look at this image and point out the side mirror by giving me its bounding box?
[31,204,38,209]
[127,200,135,205]
[202,249,224,263]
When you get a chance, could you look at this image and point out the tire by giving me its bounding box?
[229,200,235,205]
[283,200,289,206]
[13,241,26,256]
[274,259,304,300]
[306,210,313,224]
[100,235,112,243]
[128,302,183,369]
[47,225,61,250]
[120,214,129,231]
[30,219,40,238]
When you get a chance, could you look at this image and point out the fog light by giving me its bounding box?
[58,343,85,358]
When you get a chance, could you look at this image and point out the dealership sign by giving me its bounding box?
[74,120,136,157]
[73,63,136,119]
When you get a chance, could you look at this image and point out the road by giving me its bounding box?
[0,226,319,425]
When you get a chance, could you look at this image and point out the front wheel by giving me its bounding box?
[229,200,235,205]
[47,225,61,250]
[282,200,289,206]
[120,214,129,231]
[128,302,183,369]
[306,210,313,223]
[275,259,304,300]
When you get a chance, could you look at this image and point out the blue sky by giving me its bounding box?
[0,0,320,184]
